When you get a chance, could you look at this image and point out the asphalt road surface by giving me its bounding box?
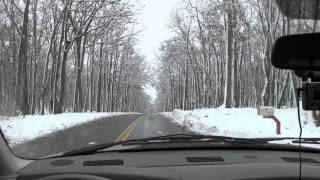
[12,114,188,159]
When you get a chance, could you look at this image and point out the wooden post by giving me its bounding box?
[258,106,281,135]
[270,116,281,135]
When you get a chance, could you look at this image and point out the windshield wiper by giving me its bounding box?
[44,135,320,159]
[120,134,259,144]
[252,137,320,144]
[291,138,320,144]
[46,134,260,158]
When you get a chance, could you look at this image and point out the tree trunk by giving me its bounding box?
[224,5,234,108]
[16,0,31,115]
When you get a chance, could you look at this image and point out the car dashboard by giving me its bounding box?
[2,150,320,180]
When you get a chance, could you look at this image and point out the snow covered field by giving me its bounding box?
[162,108,320,138]
[1,108,320,149]
[0,112,138,146]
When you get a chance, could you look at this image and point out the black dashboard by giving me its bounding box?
[3,150,320,180]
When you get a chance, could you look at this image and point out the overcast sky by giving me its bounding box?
[136,0,180,65]
[135,0,181,103]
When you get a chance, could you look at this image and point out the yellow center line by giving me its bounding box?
[121,118,141,141]
[115,116,143,142]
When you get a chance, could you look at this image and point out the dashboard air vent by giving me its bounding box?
[186,156,224,163]
[83,159,124,166]
[281,157,319,163]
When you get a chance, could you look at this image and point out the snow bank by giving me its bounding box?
[162,108,319,138]
[0,112,139,146]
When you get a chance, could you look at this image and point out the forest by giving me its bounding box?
[0,0,151,115]
[0,0,318,115]
[155,0,319,112]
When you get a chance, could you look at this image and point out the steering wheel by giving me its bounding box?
[36,174,111,180]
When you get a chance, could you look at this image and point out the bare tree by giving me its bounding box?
[0,0,151,115]
[156,0,313,112]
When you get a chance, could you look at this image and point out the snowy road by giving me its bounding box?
[128,114,188,139]
[12,114,186,158]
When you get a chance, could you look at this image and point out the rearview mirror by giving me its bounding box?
[271,33,320,70]
[276,0,320,20]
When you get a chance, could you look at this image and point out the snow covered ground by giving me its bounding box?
[162,107,319,138]
[1,108,319,149]
[0,112,139,146]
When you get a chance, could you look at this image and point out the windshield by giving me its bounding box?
[0,0,319,159]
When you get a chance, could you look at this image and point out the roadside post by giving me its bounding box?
[257,106,281,135]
